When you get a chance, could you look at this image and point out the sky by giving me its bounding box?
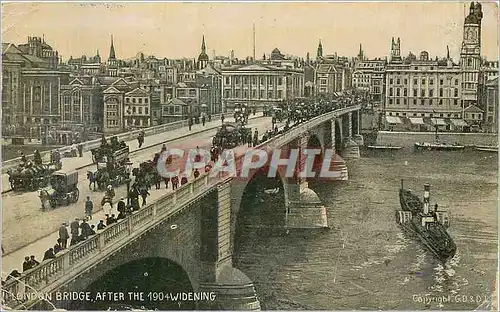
[2,1,499,62]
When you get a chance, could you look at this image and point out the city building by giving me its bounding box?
[17,36,59,69]
[196,63,222,115]
[483,77,498,133]
[67,52,102,75]
[383,39,464,131]
[59,76,103,131]
[97,76,138,133]
[161,98,189,123]
[197,36,209,70]
[352,55,386,108]
[221,54,305,112]
[124,87,151,129]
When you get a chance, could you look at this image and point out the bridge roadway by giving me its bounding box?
[1,116,276,272]
[1,114,245,193]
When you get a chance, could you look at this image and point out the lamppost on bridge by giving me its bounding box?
[125,161,133,207]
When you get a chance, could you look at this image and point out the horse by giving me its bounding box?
[87,171,97,191]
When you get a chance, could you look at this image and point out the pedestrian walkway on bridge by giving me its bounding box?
[1,117,281,280]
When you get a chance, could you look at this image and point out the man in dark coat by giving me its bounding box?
[97,220,106,230]
[53,239,62,254]
[181,176,188,185]
[58,222,69,249]
[202,115,206,126]
[140,188,150,207]
[28,255,40,268]
[43,248,56,261]
[194,168,200,179]
[70,218,80,240]
[85,196,93,220]
[80,219,93,240]
[22,256,31,272]
[117,197,126,213]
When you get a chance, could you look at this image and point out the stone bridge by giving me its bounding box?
[2,105,361,311]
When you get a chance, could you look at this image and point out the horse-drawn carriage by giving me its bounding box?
[90,136,129,163]
[132,161,158,187]
[212,123,251,150]
[234,103,250,126]
[88,146,131,190]
[39,170,79,209]
[7,158,62,192]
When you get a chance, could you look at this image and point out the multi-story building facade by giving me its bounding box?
[221,62,305,113]
[483,77,498,133]
[124,87,151,129]
[352,58,386,108]
[59,76,103,130]
[196,63,222,115]
[384,40,464,130]
[2,40,68,136]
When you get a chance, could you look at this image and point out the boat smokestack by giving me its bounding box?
[423,184,430,214]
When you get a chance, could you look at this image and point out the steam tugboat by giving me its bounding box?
[396,181,456,263]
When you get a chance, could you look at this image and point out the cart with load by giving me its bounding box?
[39,170,79,209]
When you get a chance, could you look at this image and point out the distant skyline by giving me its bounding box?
[2,1,499,62]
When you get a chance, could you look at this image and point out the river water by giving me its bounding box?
[235,147,498,310]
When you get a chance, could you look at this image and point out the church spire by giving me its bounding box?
[201,35,206,54]
[447,45,450,59]
[317,39,323,59]
[109,35,116,60]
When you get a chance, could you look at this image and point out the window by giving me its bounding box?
[440,79,443,85]
[454,88,458,97]
[439,88,443,97]
[225,90,231,98]
[395,112,400,116]
[389,88,393,96]
[413,79,417,85]
[413,89,417,97]
[404,99,407,105]
[455,79,459,86]
[145,98,148,104]
[389,99,393,104]
[454,99,458,105]
[396,79,400,85]
[278,90,283,98]
[472,113,475,119]
[260,90,264,98]
[396,98,400,105]
[413,113,417,116]
[439,113,444,117]
[225,77,230,84]
[430,113,434,117]
[268,77,274,85]
[138,107,143,114]
[430,79,434,85]
[174,106,180,113]
[252,77,257,84]
[268,91,273,98]
[439,99,443,105]
[126,98,130,103]
[429,89,434,97]
[235,77,240,84]
[420,99,424,105]
[243,77,248,84]
[404,79,408,84]
[421,90,425,97]
[260,77,265,85]
[429,99,433,105]
[278,78,283,85]
[132,98,136,103]
[251,90,256,98]
[421,113,425,117]
[413,99,418,105]
[145,108,149,115]
[139,98,142,104]
[235,90,240,98]
[404,88,407,96]
[133,107,137,113]
[421,79,426,85]
[243,90,248,98]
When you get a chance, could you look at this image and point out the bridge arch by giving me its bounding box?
[306,133,324,178]
[233,165,288,254]
[77,257,196,310]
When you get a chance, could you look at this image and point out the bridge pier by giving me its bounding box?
[198,182,261,310]
[283,136,328,229]
[352,110,364,146]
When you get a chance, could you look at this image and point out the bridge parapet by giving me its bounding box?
[2,113,225,173]
[2,105,361,310]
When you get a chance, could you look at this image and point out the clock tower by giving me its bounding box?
[460,2,483,107]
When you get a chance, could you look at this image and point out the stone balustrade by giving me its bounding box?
[2,114,224,173]
[1,105,360,309]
